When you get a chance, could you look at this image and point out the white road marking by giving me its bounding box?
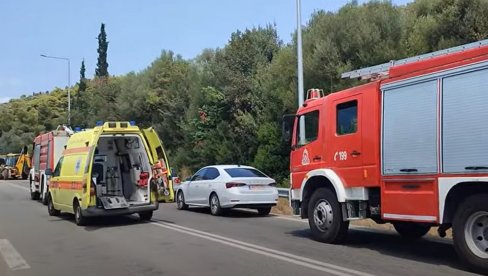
[0,239,30,270]
[150,221,374,276]
[3,182,29,192]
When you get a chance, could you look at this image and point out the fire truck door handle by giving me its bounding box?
[400,168,418,172]
[351,151,361,157]
[313,156,322,161]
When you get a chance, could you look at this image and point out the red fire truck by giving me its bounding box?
[284,39,488,272]
[29,126,72,204]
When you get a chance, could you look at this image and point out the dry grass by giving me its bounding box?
[271,198,452,239]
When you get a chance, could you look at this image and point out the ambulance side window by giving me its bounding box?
[53,157,64,177]
[295,110,319,146]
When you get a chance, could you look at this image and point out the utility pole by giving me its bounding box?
[296,0,305,144]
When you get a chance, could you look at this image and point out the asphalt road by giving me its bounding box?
[0,180,481,276]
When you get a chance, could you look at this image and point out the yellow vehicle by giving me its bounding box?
[46,122,165,226]
[2,147,31,180]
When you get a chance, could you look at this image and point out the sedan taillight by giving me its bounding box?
[226,182,246,189]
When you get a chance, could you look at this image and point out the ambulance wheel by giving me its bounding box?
[22,172,28,180]
[176,191,188,210]
[210,193,223,216]
[74,201,87,226]
[453,194,488,273]
[47,194,60,216]
[393,222,431,239]
[308,188,349,244]
[139,211,153,221]
[30,179,39,200]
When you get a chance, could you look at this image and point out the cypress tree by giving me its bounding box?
[79,59,87,92]
[95,23,109,77]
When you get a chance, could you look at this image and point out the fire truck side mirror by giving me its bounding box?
[282,114,295,144]
[45,169,53,176]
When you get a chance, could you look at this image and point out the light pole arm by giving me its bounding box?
[40,54,71,126]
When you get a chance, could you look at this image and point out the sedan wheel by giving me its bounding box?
[176,191,188,210]
[210,193,223,216]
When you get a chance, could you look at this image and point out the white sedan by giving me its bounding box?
[175,165,278,216]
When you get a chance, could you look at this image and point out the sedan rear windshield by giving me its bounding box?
[224,168,267,178]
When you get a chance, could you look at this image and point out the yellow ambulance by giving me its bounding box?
[46,122,167,226]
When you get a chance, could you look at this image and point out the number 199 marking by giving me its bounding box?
[334,151,347,161]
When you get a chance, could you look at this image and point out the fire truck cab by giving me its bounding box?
[286,39,488,272]
[29,126,72,204]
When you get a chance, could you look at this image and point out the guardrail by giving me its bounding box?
[277,188,289,198]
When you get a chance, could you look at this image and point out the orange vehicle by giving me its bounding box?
[284,39,488,273]
[29,126,72,204]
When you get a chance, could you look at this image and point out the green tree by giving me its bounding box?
[95,23,109,77]
[79,59,87,92]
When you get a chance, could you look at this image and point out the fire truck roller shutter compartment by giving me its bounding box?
[381,80,439,220]
[382,80,438,175]
[442,67,488,173]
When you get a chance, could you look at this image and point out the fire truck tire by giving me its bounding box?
[74,201,87,226]
[453,194,488,273]
[393,222,431,239]
[29,179,40,200]
[176,191,188,210]
[308,188,349,244]
[41,184,49,205]
[47,194,60,216]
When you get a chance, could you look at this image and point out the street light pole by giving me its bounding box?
[40,54,71,126]
[296,0,305,144]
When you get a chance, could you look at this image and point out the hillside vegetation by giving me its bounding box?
[1,0,487,184]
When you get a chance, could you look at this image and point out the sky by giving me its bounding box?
[0,0,412,102]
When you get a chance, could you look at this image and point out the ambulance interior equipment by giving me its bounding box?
[92,135,152,210]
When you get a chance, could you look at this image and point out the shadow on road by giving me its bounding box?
[183,206,271,218]
[287,227,473,273]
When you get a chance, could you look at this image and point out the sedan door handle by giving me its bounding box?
[313,156,322,161]
[351,150,361,157]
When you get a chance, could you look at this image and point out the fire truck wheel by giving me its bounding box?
[176,191,188,210]
[41,181,49,205]
[210,193,224,216]
[74,201,87,226]
[308,188,349,244]
[393,222,431,239]
[453,194,488,273]
[29,179,40,200]
[47,194,60,216]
